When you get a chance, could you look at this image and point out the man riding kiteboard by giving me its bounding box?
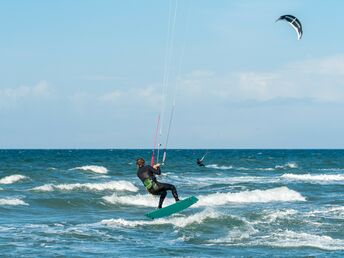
[136,158,179,209]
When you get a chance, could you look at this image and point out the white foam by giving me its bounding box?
[103,193,164,207]
[260,209,298,223]
[70,165,108,174]
[306,206,344,219]
[103,187,305,208]
[208,223,258,243]
[0,198,28,206]
[32,180,138,192]
[191,176,277,186]
[206,164,233,170]
[101,209,220,228]
[196,187,305,206]
[281,173,344,183]
[0,174,28,184]
[264,230,344,251]
[275,162,298,169]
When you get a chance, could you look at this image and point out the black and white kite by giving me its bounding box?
[276,15,303,40]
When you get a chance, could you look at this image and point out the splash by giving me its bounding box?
[101,209,221,228]
[32,180,138,192]
[70,165,108,174]
[0,175,28,184]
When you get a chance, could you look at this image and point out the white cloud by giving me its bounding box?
[98,90,122,102]
[0,81,53,109]
[178,55,344,103]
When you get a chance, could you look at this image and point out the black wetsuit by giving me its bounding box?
[197,159,205,167]
[137,165,179,208]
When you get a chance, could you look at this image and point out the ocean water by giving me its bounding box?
[0,149,344,257]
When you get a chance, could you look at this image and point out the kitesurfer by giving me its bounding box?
[196,158,205,167]
[136,158,179,209]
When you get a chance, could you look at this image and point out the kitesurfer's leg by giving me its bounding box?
[156,182,179,202]
[158,191,167,209]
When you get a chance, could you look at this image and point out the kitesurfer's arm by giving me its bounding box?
[149,164,161,175]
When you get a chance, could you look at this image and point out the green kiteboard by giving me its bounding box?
[145,196,199,219]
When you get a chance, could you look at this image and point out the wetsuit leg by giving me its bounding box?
[158,191,167,209]
[156,182,179,202]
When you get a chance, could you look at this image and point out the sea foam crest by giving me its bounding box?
[275,162,298,169]
[101,209,220,228]
[103,193,164,207]
[281,173,344,183]
[205,164,233,170]
[264,230,344,251]
[32,180,138,192]
[260,209,298,223]
[0,175,28,184]
[70,165,108,174]
[0,198,28,206]
[103,187,305,208]
[196,187,305,206]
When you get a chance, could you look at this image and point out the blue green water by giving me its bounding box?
[0,149,344,257]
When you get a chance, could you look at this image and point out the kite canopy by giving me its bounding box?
[276,15,303,40]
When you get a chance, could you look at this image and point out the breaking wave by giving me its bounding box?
[205,164,233,170]
[0,198,28,206]
[262,230,344,251]
[70,165,108,174]
[103,187,305,208]
[101,209,220,228]
[259,209,298,224]
[32,180,138,192]
[0,175,28,184]
[196,187,306,206]
[281,173,344,183]
[275,162,298,169]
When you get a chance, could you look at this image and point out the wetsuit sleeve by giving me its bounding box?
[148,165,161,175]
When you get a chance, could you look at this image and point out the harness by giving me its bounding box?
[143,178,159,192]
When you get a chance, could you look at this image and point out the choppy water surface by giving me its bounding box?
[0,150,343,257]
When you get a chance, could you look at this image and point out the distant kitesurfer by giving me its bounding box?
[136,158,179,209]
[196,158,205,167]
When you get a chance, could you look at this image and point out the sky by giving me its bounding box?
[1,0,344,149]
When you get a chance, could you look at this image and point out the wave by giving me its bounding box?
[101,209,220,228]
[275,162,298,169]
[206,163,297,171]
[205,164,233,170]
[102,193,164,207]
[281,173,344,183]
[32,180,138,192]
[0,175,28,184]
[103,187,305,208]
[263,230,344,251]
[208,222,258,243]
[259,209,298,223]
[190,176,277,186]
[306,206,344,219]
[208,230,344,251]
[0,198,28,206]
[70,165,108,174]
[196,187,306,206]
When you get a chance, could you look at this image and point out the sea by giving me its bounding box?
[0,149,344,257]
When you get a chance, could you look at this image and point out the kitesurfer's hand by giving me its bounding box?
[153,163,160,169]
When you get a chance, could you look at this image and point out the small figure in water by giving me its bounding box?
[197,158,205,167]
[136,158,179,209]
